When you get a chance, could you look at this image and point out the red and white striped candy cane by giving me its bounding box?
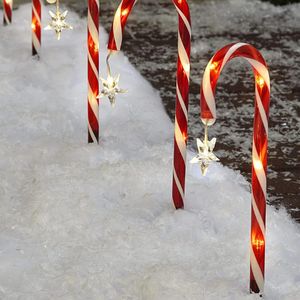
[107,0,191,209]
[200,42,270,294]
[32,0,41,56]
[87,0,100,143]
[2,0,12,25]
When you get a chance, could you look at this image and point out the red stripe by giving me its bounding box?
[33,0,41,13]
[3,1,12,24]
[88,56,99,89]
[88,0,99,29]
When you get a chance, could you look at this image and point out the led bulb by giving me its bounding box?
[252,238,264,250]
[256,76,265,88]
[121,8,129,16]
[210,61,219,72]
[254,159,263,171]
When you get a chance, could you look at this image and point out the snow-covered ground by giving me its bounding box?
[0,5,299,300]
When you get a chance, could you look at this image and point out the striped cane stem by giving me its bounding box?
[87,0,99,143]
[107,0,191,209]
[3,0,12,25]
[200,42,270,294]
[32,0,41,56]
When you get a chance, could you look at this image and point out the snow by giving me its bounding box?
[0,4,299,300]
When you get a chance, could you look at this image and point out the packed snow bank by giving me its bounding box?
[0,5,299,300]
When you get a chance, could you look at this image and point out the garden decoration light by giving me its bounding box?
[199,42,270,295]
[3,0,12,25]
[32,0,42,56]
[87,0,100,143]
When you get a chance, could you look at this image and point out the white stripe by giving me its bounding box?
[176,82,188,122]
[88,84,99,122]
[88,51,99,80]
[255,86,269,137]
[88,9,99,46]
[173,169,185,202]
[174,118,186,163]
[245,57,270,91]
[250,245,264,292]
[220,42,247,72]
[4,10,10,24]
[251,194,266,239]
[33,4,41,25]
[252,142,267,199]
[202,58,216,122]
[88,123,98,143]
[178,33,190,79]
[32,32,41,52]
[174,4,191,36]
[113,3,123,50]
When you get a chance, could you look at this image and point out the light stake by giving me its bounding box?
[87,0,99,144]
[3,0,13,25]
[200,42,270,295]
[32,0,42,56]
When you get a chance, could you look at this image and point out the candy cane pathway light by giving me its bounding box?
[87,0,100,143]
[3,0,12,25]
[197,42,270,295]
[32,0,42,56]
[102,0,191,210]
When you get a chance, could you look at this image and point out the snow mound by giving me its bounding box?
[0,4,299,300]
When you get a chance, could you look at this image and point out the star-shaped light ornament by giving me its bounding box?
[190,124,219,176]
[99,74,127,107]
[45,0,73,40]
[98,53,127,107]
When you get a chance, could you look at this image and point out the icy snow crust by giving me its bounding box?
[0,5,299,300]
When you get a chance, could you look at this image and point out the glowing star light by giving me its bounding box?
[99,74,127,107]
[190,124,219,176]
[98,53,127,107]
[45,0,72,40]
